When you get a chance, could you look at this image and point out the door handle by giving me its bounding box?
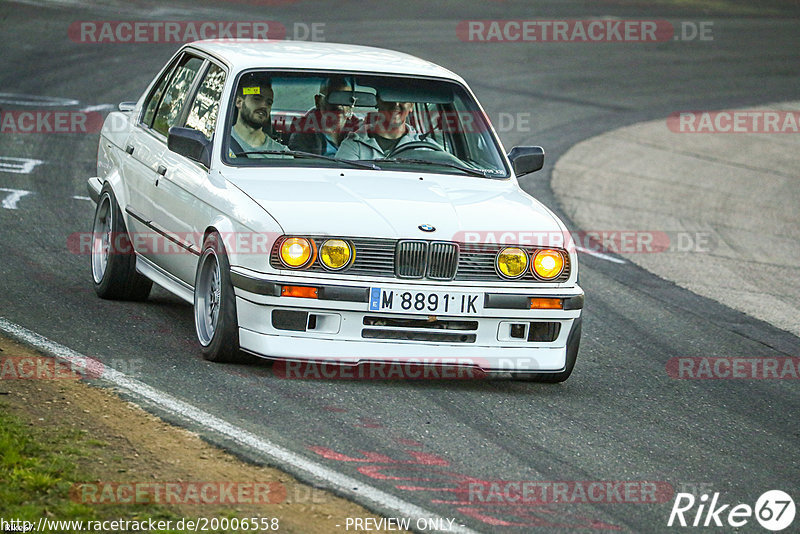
[125,144,134,155]
[157,165,167,176]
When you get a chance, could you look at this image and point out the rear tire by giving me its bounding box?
[91,186,152,301]
[194,232,250,363]
[513,317,581,383]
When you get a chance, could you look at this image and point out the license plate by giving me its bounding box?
[369,288,483,315]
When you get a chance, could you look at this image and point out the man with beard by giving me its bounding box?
[335,93,441,160]
[288,76,361,156]
[229,73,288,158]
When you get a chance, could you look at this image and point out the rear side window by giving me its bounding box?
[141,58,178,128]
[151,55,204,137]
[184,63,226,140]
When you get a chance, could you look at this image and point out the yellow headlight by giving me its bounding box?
[496,247,528,279]
[532,249,565,280]
[279,237,314,268]
[320,239,353,270]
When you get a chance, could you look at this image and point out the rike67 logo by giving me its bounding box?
[668,490,795,531]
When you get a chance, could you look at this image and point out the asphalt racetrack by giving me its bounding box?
[0,1,798,532]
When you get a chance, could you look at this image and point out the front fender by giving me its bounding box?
[202,215,281,274]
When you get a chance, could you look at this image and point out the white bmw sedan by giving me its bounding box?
[88,39,583,381]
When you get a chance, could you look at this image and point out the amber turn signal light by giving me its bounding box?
[529,298,563,309]
[280,285,319,298]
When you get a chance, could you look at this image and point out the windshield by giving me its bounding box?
[222,71,509,178]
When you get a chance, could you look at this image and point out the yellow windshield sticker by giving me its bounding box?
[243,86,260,95]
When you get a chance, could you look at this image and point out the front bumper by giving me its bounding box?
[231,268,583,373]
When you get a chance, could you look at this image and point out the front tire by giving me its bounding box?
[91,186,152,301]
[194,232,249,363]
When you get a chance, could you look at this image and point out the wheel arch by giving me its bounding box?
[201,213,280,273]
[201,216,237,264]
[100,170,127,208]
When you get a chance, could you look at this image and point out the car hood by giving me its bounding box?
[225,167,564,243]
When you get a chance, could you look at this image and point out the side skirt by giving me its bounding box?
[135,254,194,304]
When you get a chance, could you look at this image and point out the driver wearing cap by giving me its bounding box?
[335,94,440,160]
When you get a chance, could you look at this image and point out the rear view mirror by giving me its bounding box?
[507,146,545,176]
[168,127,211,168]
[325,90,377,107]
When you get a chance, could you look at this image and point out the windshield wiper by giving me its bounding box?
[376,157,491,178]
[234,150,380,170]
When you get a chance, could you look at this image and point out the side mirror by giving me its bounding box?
[118,102,136,112]
[168,127,211,168]
[507,146,545,176]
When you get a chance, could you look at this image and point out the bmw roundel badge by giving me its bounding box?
[418,224,436,232]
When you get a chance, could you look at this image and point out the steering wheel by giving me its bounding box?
[386,141,445,158]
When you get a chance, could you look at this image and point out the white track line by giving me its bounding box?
[80,104,115,112]
[0,92,79,107]
[0,157,44,175]
[0,317,479,534]
[0,188,34,209]
[575,246,628,264]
